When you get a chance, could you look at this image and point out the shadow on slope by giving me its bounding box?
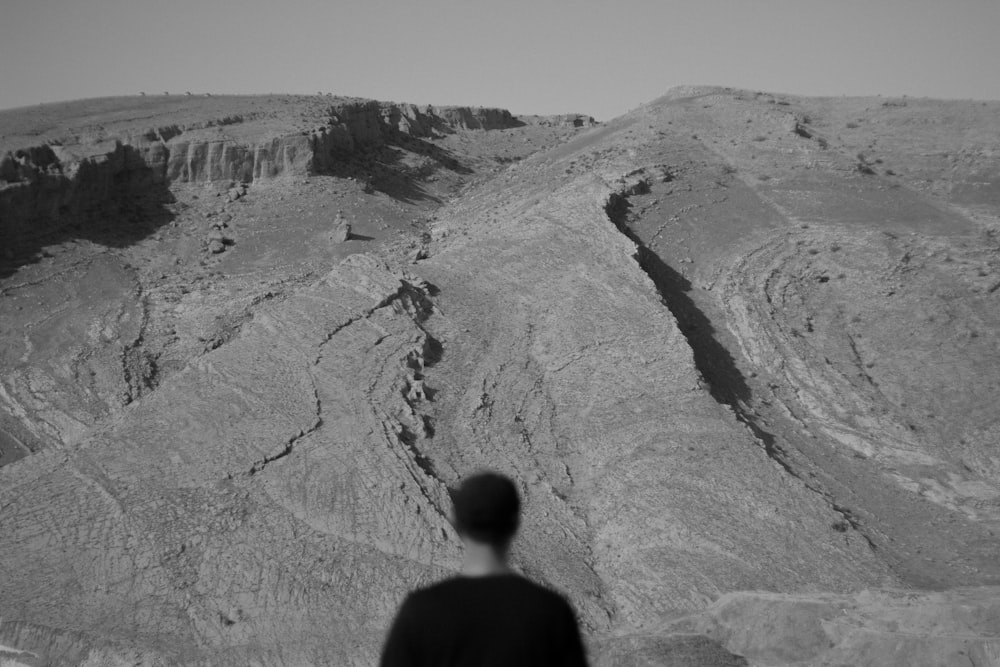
[604,192,797,473]
[314,134,472,205]
[605,193,749,405]
[0,144,176,279]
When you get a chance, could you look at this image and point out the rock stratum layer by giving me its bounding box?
[0,97,522,248]
[1,88,999,665]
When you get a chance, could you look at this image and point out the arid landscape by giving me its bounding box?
[1,87,999,665]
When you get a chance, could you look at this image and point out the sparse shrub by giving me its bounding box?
[721,164,737,175]
[817,137,829,149]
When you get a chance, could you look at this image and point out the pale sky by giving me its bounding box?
[1,0,998,120]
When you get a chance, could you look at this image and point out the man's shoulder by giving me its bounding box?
[410,574,572,609]
[499,574,573,606]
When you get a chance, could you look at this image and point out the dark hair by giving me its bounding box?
[451,471,521,547]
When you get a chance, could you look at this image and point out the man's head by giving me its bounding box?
[452,471,521,550]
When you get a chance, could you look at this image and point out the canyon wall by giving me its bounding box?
[0,101,523,247]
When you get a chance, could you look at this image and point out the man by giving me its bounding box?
[380,471,588,666]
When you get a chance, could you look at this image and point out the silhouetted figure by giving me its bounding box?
[380,471,588,667]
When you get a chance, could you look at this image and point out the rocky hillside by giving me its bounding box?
[0,89,997,665]
[0,96,524,255]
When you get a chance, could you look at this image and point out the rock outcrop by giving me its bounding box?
[0,256,458,665]
[0,99,525,250]
[426,105,523,131]
[0,141,165,244]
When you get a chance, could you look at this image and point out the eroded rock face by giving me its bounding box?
[0,254,148,447]
[0,99,525,250]
[0,141,166,244]
[426,106,523,131]
[1,88,999,665]
[594,88,1000,592]
[415,173,893,633]
[0,257,458,665]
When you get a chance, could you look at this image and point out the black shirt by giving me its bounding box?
[380,574,588,667]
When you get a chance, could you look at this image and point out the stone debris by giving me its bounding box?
[331,222,351,243]
[227,183,248,202]
[406,378,426,402]
[206,229,234,253]
[331,213,352,243]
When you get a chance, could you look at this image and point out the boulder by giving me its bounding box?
[406,379,426,402]
[331,221,351,243]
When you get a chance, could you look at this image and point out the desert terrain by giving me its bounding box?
[0,88,998,665]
